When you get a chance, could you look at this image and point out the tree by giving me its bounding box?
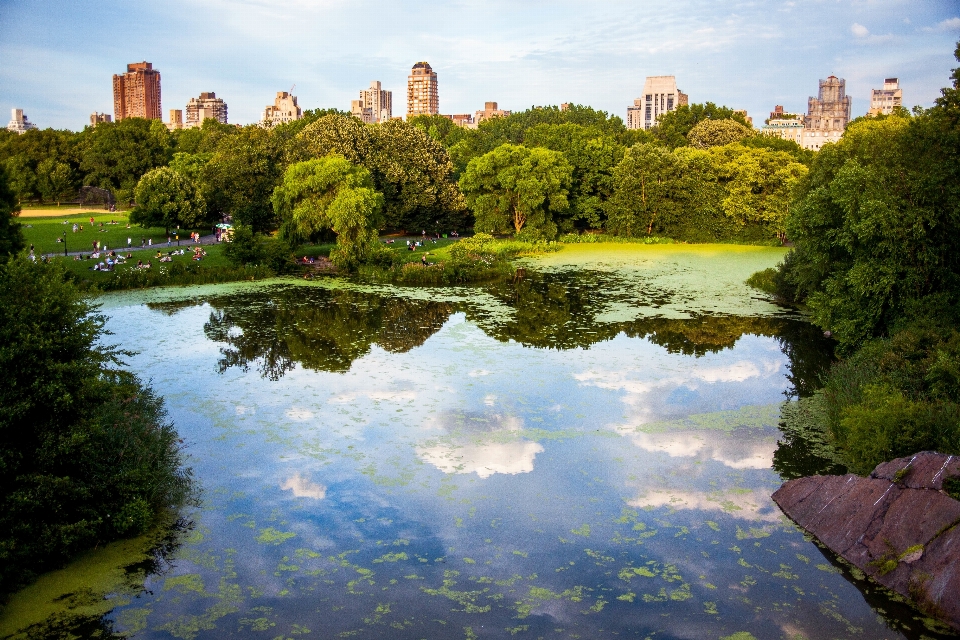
[132,167,206,232]
[3,154,36,205]
[0,258,192,593]
[687,119,754,149]
[604,143,682,236]
[272,156,384,269]
[523,123,626,231]
[651,103,751,149]
[0,166,24,259]
[202,125,285,231]
[297,116,466,232]
[36,158,74,205]
[78,118,171,203]
[459,144,572,239]
[711,144,808,240]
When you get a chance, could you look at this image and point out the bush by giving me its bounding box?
[0,257,193,594]
[811,319,960,474]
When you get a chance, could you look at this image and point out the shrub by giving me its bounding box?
[0,257,193,594]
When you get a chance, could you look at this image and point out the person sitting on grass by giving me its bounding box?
[156,251,163,259]
[136,260,143,269]
[160,255,173,263]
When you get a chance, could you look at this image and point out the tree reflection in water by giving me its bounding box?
[147,271,835,396]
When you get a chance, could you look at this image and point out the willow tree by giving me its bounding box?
[459,143,572,240]
[272,156,383,269]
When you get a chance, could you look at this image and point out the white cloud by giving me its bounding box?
[418,440,544,479]
[851,23,870,38]
[281,473,327,499]
[935,17,960,31]
[628,489,782,522]
[285,408,315,421]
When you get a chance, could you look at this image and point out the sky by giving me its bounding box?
[1,0,959,131]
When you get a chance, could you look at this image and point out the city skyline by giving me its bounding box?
[1,1,959,130]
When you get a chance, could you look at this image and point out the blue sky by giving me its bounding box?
[2,0,959,130]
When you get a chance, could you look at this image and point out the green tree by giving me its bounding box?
[651,103,750,149]
[0,166,24,259]
[604,143,682,236]
[687,119,754,149]
[132,167,206,232]
[272,156,384,269]
[202,125,285,231]
[78,118,171,203]
[711,144,808,241]
[459,144,572,239]
[297,116,465,232]
[0,258,192,593]
[523,123,626,231]
[3,154,36,205]
[36,158,74,205]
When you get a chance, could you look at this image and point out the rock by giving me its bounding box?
[773,451,960,632]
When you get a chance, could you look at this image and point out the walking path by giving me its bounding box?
[45,233,220,259]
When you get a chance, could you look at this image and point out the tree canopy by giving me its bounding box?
[459,143,572,239]
[132,166,207,232]
[272,156,384,268]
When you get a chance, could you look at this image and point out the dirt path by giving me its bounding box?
[19,208,120,218]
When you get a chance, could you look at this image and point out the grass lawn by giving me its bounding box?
[378,237,461,264]
[20,210,208,258]
[55,243,235,286]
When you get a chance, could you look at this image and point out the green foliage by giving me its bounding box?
[78,118,172,203]
[687,119,753,149]
[651,103,751,149]
[745,268,778,294]
[459,144,572,239]
[36,158,74,205]
[202,125,285,231]
[523,123,625,231]
[296,115,465,232]
[0,128,80,205]
[0,166,25,259]
[223,225,294,273]
[710,144,807,240]
[272,156,383,269]
[0,258,192,593]
[132,167,207,231]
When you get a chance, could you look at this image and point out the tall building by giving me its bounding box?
[626,76,688,130]
[407,62,439,117]
[166,109,184,131]
[761,105,805,145]
[89,112,112,125]
[6,109,38,134]
[474,101,510,125]
[802,76,852,150]
[351,81,392,124]
[261,91,302,127]
[112,61,162,121]
[869,78,902,115]
[186,92,228,127]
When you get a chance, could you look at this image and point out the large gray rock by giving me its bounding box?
[773,451,960,631]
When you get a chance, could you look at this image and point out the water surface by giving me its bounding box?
[2,245,949,639]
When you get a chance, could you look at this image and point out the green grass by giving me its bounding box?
[20,211,207,258]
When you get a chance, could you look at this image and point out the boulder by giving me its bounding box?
[773,451,960,631]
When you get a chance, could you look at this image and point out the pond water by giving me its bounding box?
[1,245,951,640]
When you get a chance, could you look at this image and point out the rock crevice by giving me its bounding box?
[773,451,960,631]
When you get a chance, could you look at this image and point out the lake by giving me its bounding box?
[1,245,949,640]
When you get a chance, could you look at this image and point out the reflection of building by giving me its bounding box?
[475,101,510,125]
[407,61,439,117]
[166,109,184,131]
[351,81,392,124]
[7,108,38,134]
[89,112,112,126]
[869,78,902,115]
[626,76,688,130]
[113,61,162,121]
[802,76,851,150]
[185,92,228,127]
[261,91,302,126]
